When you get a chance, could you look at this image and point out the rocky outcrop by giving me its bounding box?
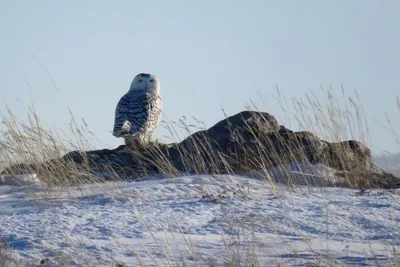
[2,111,399,188]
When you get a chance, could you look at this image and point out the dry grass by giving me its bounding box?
[0,86,397,188]
[0,86,399,266]
[0,236,9,267]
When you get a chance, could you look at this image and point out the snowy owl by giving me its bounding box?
[113,73,162,146]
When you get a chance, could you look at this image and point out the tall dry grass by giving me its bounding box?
[0,86,399,266]
[3,85,394,188]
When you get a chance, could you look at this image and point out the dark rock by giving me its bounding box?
[2,110,400,188]
[1,163,36,175]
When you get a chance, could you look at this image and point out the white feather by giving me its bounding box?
[113,73,162,145]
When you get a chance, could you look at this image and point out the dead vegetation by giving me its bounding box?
[0,87,399,266]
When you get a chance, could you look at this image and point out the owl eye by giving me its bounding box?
[138,79,143,82]
[149,79,154,83]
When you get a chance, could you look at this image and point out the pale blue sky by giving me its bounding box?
[1,0,399,153]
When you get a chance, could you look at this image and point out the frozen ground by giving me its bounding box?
[0,164,400,266]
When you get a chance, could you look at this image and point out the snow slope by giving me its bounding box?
[0,169,400,266]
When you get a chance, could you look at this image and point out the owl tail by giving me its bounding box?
[113,120,133,137]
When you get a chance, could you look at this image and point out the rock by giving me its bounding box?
[1,163,36,175]
[2,110,400,188]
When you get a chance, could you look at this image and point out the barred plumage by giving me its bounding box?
[113,73,162,146]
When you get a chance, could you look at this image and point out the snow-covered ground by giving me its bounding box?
[0,165,400,266]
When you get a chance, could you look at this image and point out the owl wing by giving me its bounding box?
[113,91,162,137]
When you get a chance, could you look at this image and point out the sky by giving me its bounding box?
[1,0,399,154]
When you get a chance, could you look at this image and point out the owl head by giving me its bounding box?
[129,73,160,94]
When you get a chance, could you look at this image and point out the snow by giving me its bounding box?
[0,165,400,266]
[0,174,43,187]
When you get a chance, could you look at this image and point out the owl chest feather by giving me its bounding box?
[116,91,162,133]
